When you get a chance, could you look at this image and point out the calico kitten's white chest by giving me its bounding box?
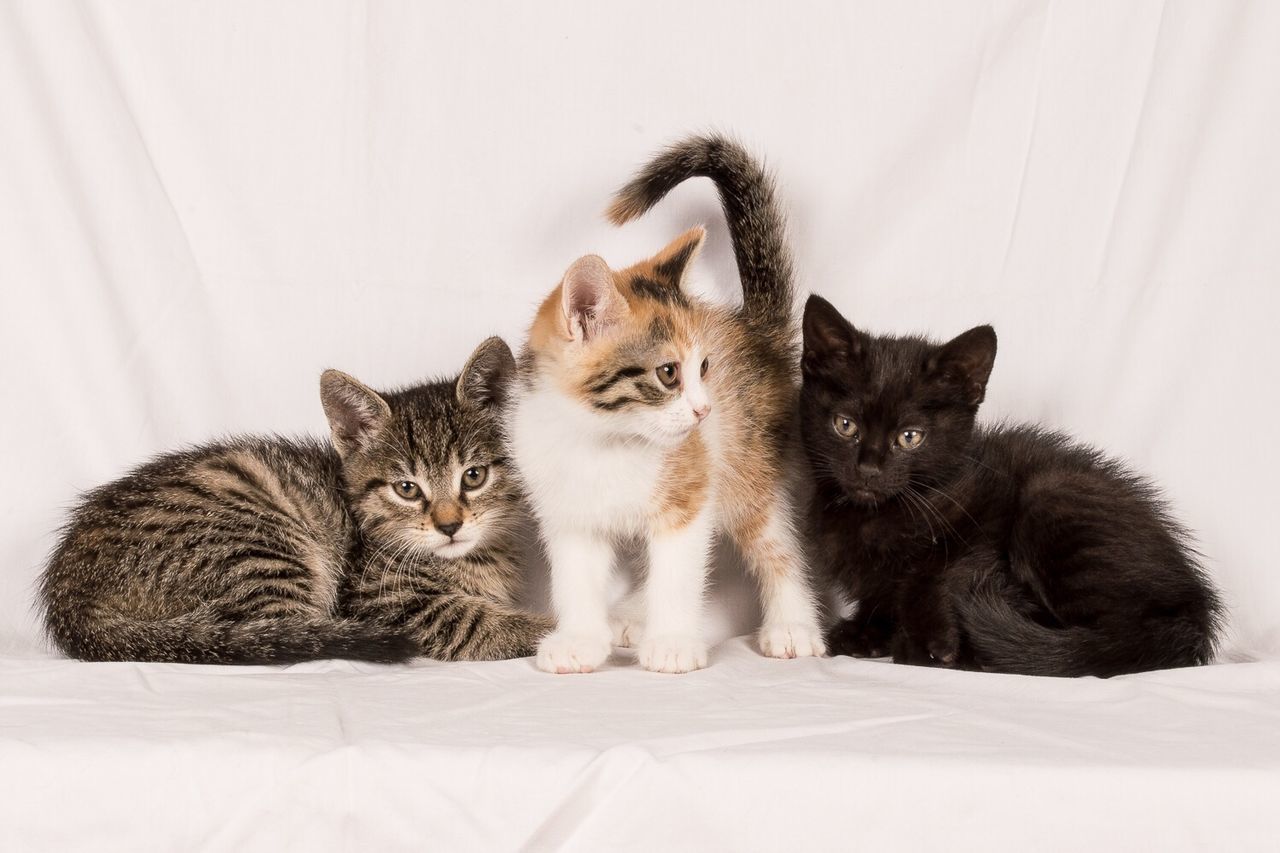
[511,386,663,534]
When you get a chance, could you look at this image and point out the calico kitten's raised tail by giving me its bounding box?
[607,133,794,336]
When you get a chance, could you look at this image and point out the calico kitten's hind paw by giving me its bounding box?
[610,615,643,648]
[826,618,891,658]
[759,623,827,659]
[638,635,708,674]
[535,630,611,674]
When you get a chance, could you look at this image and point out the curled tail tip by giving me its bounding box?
[604,192,644,226]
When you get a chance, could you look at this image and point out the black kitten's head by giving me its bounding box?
[799,295,997,506]
[320,336,520,560]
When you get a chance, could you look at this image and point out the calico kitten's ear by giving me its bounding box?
[802,294,866,377]
[457,336,516,408]
[320,370,393,458]
[559,254,628,342]
[649,226,706,289]
[929,325,997,406]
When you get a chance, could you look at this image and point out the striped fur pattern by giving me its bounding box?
[39,337,549,664]
[511,135,825,674]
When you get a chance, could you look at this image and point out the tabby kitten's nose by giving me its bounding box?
[436,521,462,537]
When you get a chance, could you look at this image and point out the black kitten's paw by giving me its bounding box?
[891,629,960,668]
[826,618,891,658]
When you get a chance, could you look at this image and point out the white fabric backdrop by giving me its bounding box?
[3,0,1277,656]
[3,4,1280,850]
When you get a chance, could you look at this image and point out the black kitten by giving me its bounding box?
[800,295,1223,677]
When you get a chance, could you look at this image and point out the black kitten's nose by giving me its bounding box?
[436,522,462,537]
[857,463,882,479]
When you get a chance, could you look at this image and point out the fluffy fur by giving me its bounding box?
[801,295,1224,676]
[39,337,550,664]
[511,135,825,674]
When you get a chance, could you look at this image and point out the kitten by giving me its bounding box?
[800,295,1224,676]
[39,337,550,664]
[510,135,825,674]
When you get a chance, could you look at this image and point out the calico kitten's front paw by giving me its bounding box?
[758,623,827,659]
[536,630,612,674]
[826,617,891,658]
[638,635,708,674]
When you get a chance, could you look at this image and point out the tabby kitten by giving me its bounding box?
[40,337,549,664]
[511,135,825,675]
[801,295,1224,676]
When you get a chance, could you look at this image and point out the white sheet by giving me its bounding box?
[4,644,1280,851]
[2,2,1279,850]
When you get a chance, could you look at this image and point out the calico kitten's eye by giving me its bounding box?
[897,429,925,450]
[461,466,488,490]
[700,357,709,377]
[656,362,681,389]
[832,414,859,440]
[393,480,421,500]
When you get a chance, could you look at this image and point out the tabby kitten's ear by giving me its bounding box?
[559,255,628,343]
[320,370,393,458]
[457,336,516,408]
[648,226,706,289]
[928,325,998,407]
[802,294,867,378]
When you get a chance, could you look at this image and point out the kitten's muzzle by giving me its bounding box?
[436,521,462,537]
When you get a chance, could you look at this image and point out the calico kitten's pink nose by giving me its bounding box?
[693,403,711,421]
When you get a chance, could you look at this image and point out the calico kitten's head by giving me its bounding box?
[320,336,519,559]
[799,295,997,505]
[525,228,716,442]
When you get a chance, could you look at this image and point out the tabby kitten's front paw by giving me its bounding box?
[758,623,827,659]
[536,630,612,674]
[638,635,708,674]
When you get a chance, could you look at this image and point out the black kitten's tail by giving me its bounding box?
[607,133,794,335]
[47,608,416,665]
[958,579,1220,678]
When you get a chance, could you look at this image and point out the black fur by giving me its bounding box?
[802,295,1224,677]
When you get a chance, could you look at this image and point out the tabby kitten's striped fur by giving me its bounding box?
[512,135,825,674]
[39,337,550,664]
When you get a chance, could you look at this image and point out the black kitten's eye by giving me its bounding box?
[832,414,859,441]
[897,429,925,450]
[461,466,488,490]
[700,357,709,378]
[393,480,421,500]
[656,362,681,389]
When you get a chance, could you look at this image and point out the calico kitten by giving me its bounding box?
[510,135,825,674]
[39,337,550,664]
[801,295,1223,676]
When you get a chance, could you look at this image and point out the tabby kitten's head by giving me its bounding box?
[526,227,716,442]
[320,336,519,559]
[799,295,997,505]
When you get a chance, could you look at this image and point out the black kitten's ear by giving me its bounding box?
[929,325,997,406]
[320,369,392,458]
[802,294,866,377]
[457,336,516,408]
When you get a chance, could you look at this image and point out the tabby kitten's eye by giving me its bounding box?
[393,480,421,500]
[700,357,709,377]
[832,414,860,440]
[461,466,488,490]
[897,429,925,450]
[656,362,681,389]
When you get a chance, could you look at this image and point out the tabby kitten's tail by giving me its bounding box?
[44,607,416,665]
[958,577,1221,678]
[606,133,795,335]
